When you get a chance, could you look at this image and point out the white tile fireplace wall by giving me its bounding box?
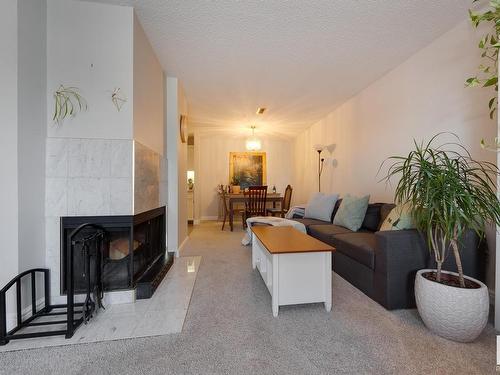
[134,141,161,214]
[45,137,165,303]
[45,137,133,303]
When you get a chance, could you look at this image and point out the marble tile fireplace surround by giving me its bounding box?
[45,137,168,305]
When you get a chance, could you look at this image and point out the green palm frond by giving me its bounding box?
[467,1,500,122]
[53,85,87,125]
[381,133,500,286]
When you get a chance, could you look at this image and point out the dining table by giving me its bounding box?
[221,192,282,231]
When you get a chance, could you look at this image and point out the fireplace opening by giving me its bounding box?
[60,206,172,298]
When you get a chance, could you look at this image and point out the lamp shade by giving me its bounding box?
[313,144,325,152]
[246,125,262,151]
[246,137,262,151]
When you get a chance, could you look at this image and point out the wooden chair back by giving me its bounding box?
[282,185,293,211]
[220,190,229,214]
[245,186,268,216]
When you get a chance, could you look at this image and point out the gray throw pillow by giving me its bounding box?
[304,193,339,222]
[333,194,370,231]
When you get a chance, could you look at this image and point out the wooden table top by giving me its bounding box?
[222,192,281,198]
[251,226,335,254]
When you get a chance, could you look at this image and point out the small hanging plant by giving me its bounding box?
[52,85,87,124]
[111,87,127,112]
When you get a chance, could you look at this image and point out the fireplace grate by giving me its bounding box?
[0,223,105,345]
[60,206,169,296]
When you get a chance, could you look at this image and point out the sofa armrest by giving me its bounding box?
[438,230,483,280]
[373,230,429,309]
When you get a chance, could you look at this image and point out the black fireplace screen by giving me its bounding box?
[60,206,167,294]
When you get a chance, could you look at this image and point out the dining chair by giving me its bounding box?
[267,184,293,218]
[242,186,268,228]
[220,190,243,231]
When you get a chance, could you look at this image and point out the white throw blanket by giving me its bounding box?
[241,216,306,246]
[285,204,306,219]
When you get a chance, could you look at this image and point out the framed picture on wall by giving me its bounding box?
[229,152,267,189]
[179,115,187,143]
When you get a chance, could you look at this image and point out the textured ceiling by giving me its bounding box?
[86,0,472,137]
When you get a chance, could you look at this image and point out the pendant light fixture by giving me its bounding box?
[245,125,262,151]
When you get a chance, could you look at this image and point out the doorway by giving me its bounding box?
[187,134,195,234]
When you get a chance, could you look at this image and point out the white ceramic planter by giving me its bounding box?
[414,269,489,343]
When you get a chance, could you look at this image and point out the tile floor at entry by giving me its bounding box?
[0,256,201,352]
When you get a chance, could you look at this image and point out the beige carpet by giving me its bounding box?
[0,221,495,374]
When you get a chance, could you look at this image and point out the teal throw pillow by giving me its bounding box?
[333,194,370,231]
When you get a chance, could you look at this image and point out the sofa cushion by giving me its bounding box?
[379,202,414,231]
[361,203,383,232]
[330,199,342,222]
[292,217,331,229]
[331,232,377,269]
[333,194,370,231]
[304,193,339,222]
[308,225,353,244]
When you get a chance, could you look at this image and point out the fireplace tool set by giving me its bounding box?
[0,223,106,345]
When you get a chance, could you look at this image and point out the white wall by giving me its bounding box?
[193,130,202,223]
[46,0,133,139]
[165,77,189,252]
[187,145,194,171]
[294,19,495,204]
[133,14,164,155]
[0,0,47,322]
[165,77,178,252]
[44,0,166,303]
[18,0,47,275]
[134,141,160,214]
[178,85,188,245]
[197,133,294,219]
[293,19,496,289]
[132,13,165,214]
[0,0,19,288]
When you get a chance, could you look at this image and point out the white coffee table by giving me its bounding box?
[251,226,336,317]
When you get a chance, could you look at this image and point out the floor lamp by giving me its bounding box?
[314,144,325,192]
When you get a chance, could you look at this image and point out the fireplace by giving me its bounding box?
[60,206,172,299]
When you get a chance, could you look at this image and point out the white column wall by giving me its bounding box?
[0,0,19,289]
[165,76,189,253]
[18,0,47,276]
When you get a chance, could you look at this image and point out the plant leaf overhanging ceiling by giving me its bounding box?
[466,0,499,120]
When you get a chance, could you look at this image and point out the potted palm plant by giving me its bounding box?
[383,134,500,342]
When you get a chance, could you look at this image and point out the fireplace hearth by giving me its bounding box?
[60,206,172,299]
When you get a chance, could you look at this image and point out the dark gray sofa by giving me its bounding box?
[293,201,484,310]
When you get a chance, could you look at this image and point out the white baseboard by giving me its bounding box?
[194,219,200,225]
[49,289,136,308]
[51,293,85,306]
[6,298,45,331]
[201,216,219,221]
[103,289,136,305]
